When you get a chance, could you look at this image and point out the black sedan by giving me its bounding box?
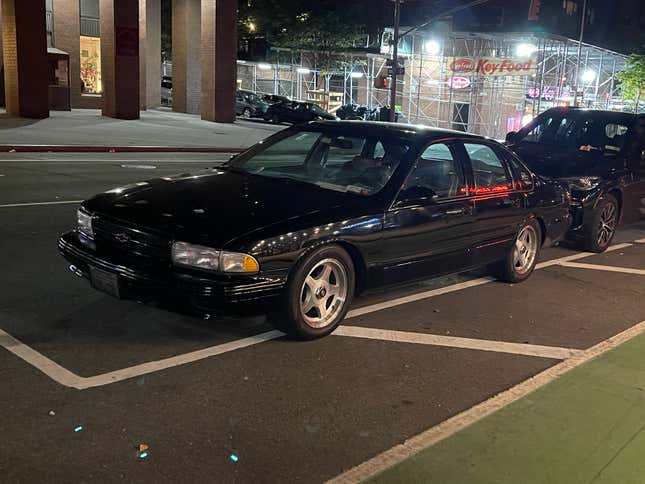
[507,108,645,252]
[59,122,570,339]
[264,101,336,125]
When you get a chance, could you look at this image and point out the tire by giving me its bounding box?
[271,114,280,124]
[580,194,618,253]
[270,245,355,340]
[494,218,542,283]
[242,108,252,118]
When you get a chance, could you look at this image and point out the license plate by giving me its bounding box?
[89,266,121,298]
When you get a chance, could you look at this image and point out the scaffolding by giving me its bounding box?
[236,31,627,139]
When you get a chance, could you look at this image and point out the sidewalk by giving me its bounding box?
[367,330,645,484]
[0,109,281,151]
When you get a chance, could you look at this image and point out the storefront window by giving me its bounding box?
[80,36,102,94]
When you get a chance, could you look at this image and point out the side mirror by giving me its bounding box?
[505,131,518,144]
[397,185,439,206]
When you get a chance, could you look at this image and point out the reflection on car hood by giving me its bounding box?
[82,169,359,248]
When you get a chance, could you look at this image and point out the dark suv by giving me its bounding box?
[506,108,645,252]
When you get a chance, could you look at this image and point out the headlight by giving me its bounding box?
[171,242,259,273]
[563,176,601,191]
[77,209,94,239]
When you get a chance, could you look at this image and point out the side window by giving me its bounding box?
[522,116,554,142]
[604,123,629,153]
[553,117,578,146]
[402,143,465,199]
[507,155,534,190]
[374,141,386,158]
[464,143,513,192]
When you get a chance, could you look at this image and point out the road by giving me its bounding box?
[1,153,644,483]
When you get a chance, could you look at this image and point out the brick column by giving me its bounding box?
[139,0,161,110]
[52,0,81,109]
[1,0,48,118]
[201,0,236,123]
[0,0,4,107]
[172,0,201,114]
[100,0,139,119]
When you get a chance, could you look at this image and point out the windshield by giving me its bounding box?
[228,129,411,195]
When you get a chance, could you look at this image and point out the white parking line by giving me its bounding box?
[346,277,495,319]
[0,241,641,389]
[334,326,583,360]
[327,318,645,484]
[75,330,284,390]
[558,261,645,276]
[0,329,84,388]
[0,200,83,208]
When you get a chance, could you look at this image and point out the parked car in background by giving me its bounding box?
[337,104,379,121]
[506,108,645,252]
[59,122,570,340]
[264,101,336,125]
[236,90,269,118]
[262,94,291,105]
[161,76,172,106]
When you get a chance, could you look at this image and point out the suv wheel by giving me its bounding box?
[581,194,618,253]
[270,245,355,340]
[242,108,252,118]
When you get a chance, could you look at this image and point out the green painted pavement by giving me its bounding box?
[369,332,645,484]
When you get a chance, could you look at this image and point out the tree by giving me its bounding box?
[617,54,645,113]
[238,0,367,70]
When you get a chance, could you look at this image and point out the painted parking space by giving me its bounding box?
[575,243,645,270]
[1,157,644,483]
[345,261,645,350]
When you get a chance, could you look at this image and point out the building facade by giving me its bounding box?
[236,31,627,140]
[0,0,237,122]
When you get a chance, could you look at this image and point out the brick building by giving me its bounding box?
[0,0,237,122]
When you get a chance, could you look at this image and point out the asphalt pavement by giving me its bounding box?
[1,154,644,483]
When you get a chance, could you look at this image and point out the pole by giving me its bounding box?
[573,0,587,106]
[389,0,401,122]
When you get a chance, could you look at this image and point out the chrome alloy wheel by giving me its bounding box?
[299,258,348,329]
[512,225,538,275]
[597,202,617,248]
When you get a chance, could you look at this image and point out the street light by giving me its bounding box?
[424,40,441,55]
[516,43,538,57]
[581,69,596,84]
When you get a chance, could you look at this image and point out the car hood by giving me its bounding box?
[82,168,361,248]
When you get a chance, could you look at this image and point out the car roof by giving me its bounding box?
[308,120,488,142]
[541,107,636,122]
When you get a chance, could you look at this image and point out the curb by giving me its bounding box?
[0,146,246,153]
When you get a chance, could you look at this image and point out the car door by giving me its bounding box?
[381,141,476,285]
[463,141,526,265]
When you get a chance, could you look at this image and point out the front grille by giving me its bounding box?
[92,216,171,270]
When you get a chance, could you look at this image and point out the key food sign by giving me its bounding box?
[448,56,536,77]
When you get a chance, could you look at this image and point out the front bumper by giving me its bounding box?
[58,231,286,314]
